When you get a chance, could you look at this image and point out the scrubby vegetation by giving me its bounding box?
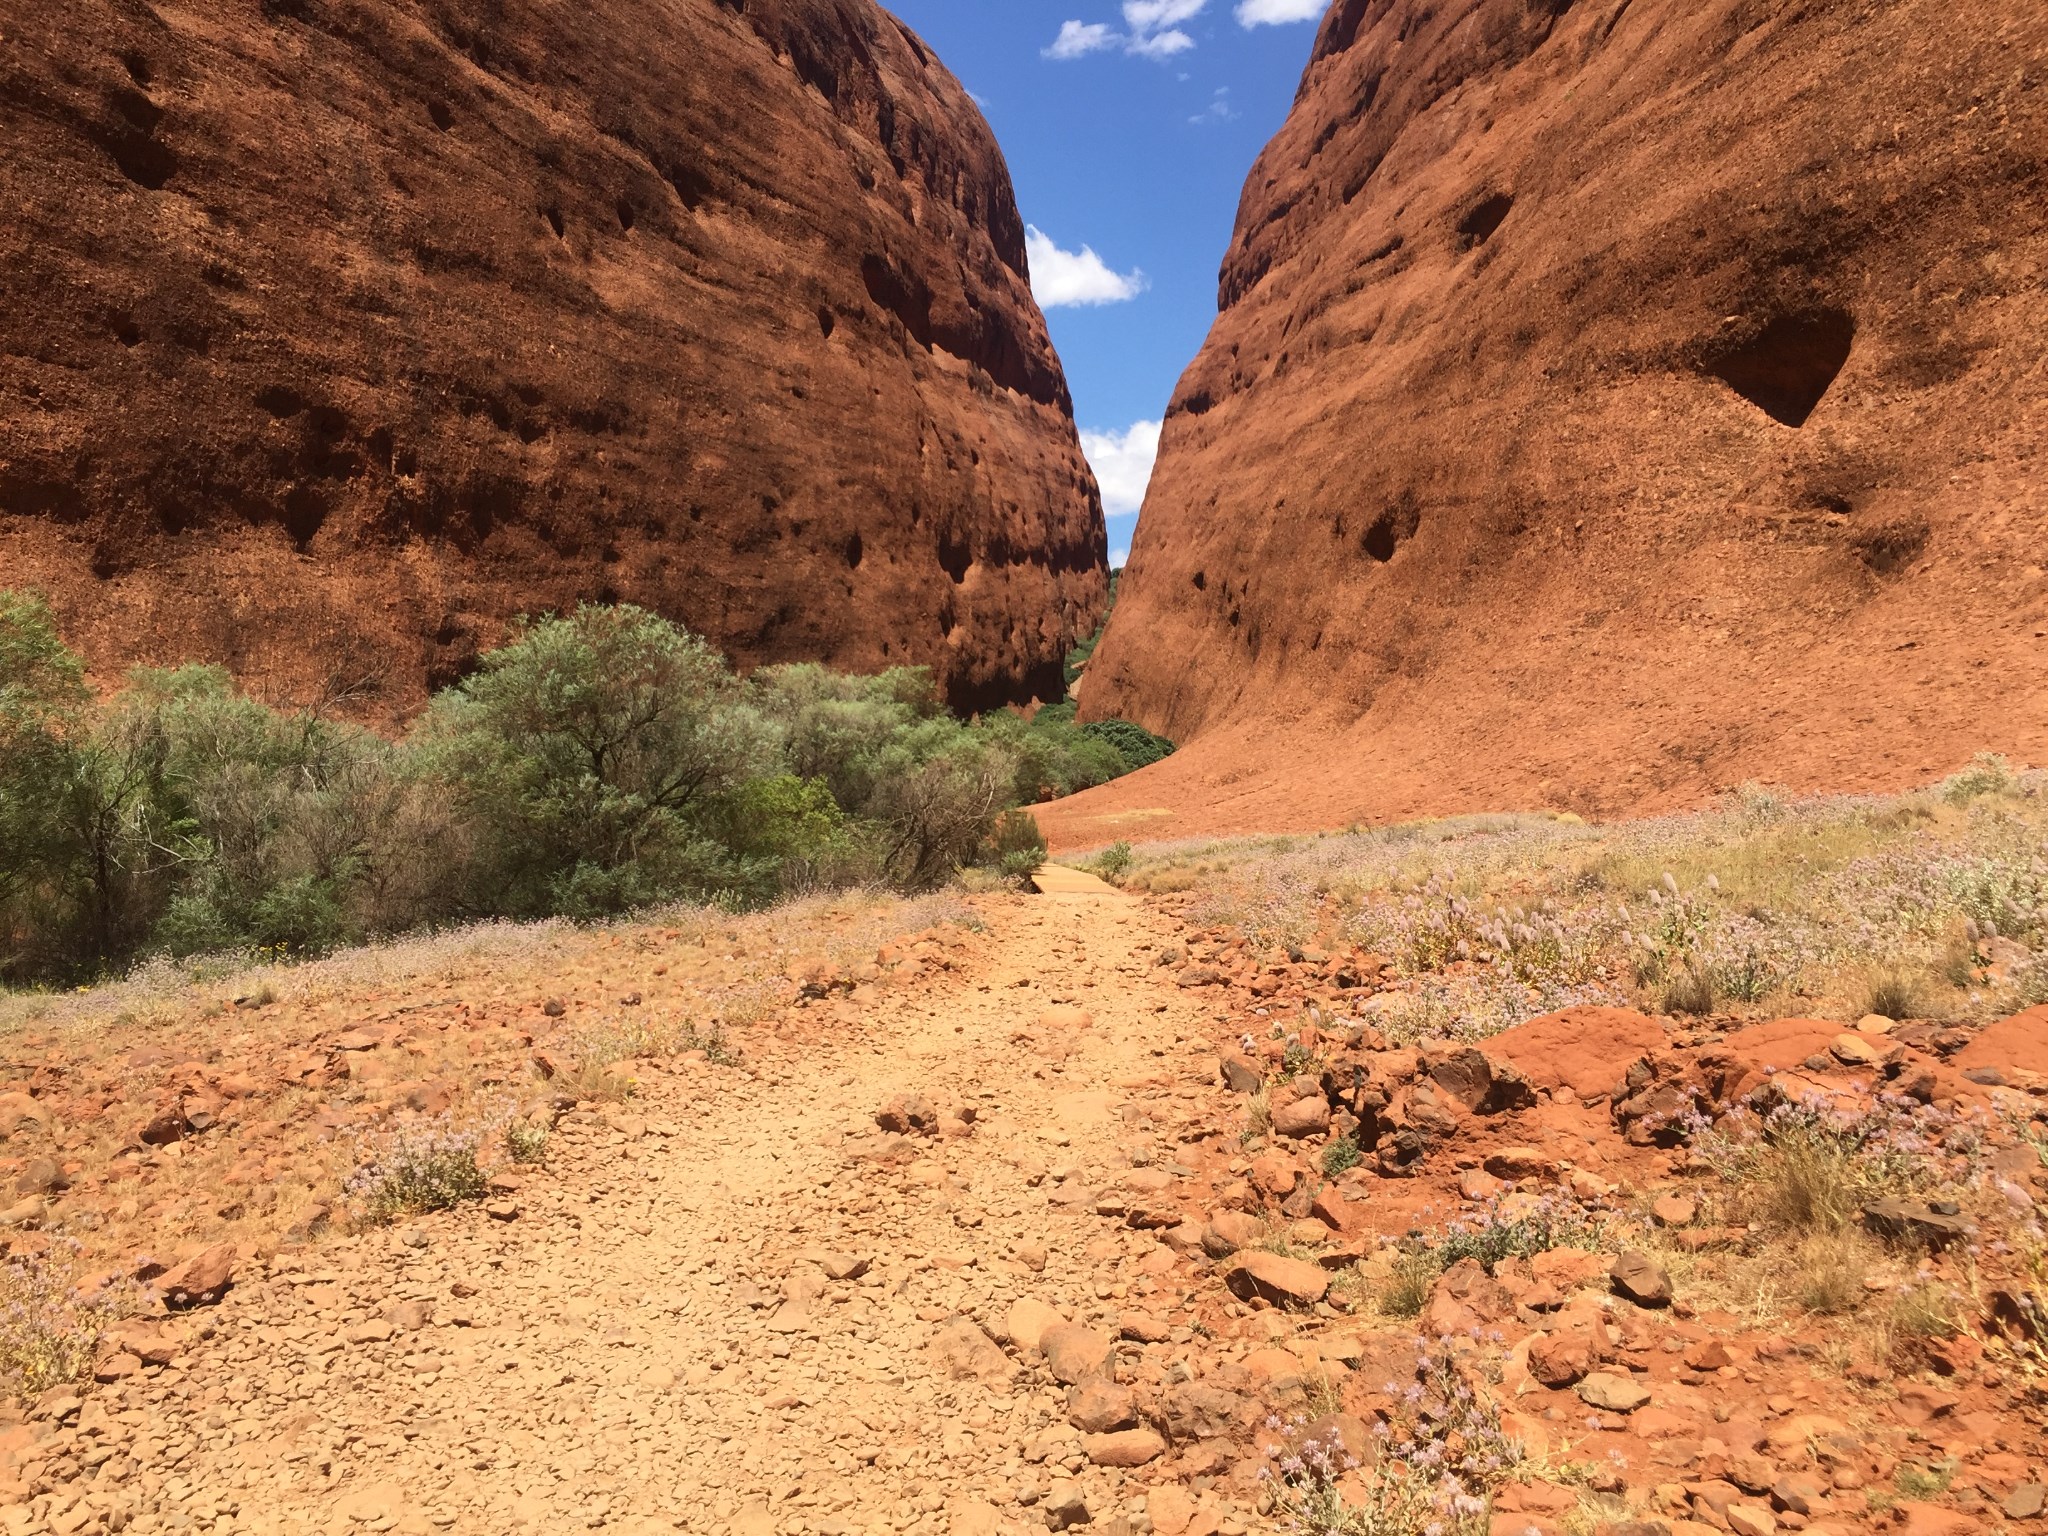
[1107,760,2048,1029]
[0,593,1173,985]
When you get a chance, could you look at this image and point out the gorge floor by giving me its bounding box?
[44,877,1231,1536]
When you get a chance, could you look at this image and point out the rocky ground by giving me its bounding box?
[0,874,2042,1536]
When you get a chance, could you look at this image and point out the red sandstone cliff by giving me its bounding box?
[1062,0,2048,846]
[1,0,1106,713]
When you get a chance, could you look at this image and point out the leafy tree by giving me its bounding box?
[417,605,776,916]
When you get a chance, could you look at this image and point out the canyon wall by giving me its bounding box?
[1066,0,2048,844]
[1,0,1107,714]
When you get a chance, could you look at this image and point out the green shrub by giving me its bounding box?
[0,593,1170,983]
[1322,1135,1362,1177]
[1097,841,1134,883]
[1081,716,1176,771]
[419,604,777,917]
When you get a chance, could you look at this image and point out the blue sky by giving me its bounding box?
[882,0,1325,564]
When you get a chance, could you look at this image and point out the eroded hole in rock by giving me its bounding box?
[99,126,176,190]
[255,385,307,418]
[543,206,565,239]
[1706,309,1855,427]
[114,317,143,347]
[844,530,864,570]
[938,535,972,583]
[90,544,123,581]
[1191,570,1207,591]
[281,485,328,551]
[817,305,836,339]
[667,161,710,211]
[427,99,453,131]
[615,198,635,232]
[120,51,153,87]
[1852,518,1929,577]
[1457,193,1513,250]
[1362,492,1422,562]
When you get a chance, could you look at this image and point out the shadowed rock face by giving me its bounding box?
[0,0,1106,715]
[1079,0,2048,832]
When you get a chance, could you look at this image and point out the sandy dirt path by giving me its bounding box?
[58,877,1242,1536]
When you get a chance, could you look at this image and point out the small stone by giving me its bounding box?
[1220,1056,1262,1094]
[1651,1194,1698,1228]
[1610,1252,1673,1307]
[1006,1298,1069,1354]
[541,998,566,1017]
[1528,1329,1599,1388]
[348,1319,396,1345]
[1273,1094,1332,1138]
[1015,1243,1049,1272]
[1460,1169,1506,1201]
[1226,1250,1330,1308]
[1726,1505,1777,1536]
[1118,1310,1172,1344]
[484,1201,521,1221]
[1066,1379,1138,1433]
[385,1299,433,1332]
[2004,1486,2045,1521]
[1829,1033,1879,1066]
[1484,1146,1555,1180]
[1042,1483,1090,1530]
[1853,1013,1896,1035]
[1041,1323,1114,1384]
[929,1317,1015,1383]
[1083,1428,1166,1467]
[1576,1371,1651,1412]
[1683,1339,1733,1371]
[156,1243,236,1308]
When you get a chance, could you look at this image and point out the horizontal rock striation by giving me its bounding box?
[1,0,1106,714]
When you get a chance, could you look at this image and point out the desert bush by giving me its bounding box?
[1432,1195,1607,1273]
[1792,1230,1876,1314]
[1940,752,2013,804]
[986,807,1048,880]
[504,1119,551,1165]
[1376,1247,1442,1318]
[1322,1134,1362,1177]
[1859,967,1923,1022]
[347,1118,491,1224]
[420,604,778,918]
[1096,841,1134,883]
[1662,967,1718,1016]
[0,594,1169,984]
[0,1243,136,1397]
[1703,1095,1961,1234]
[1261,1343,1518,1536]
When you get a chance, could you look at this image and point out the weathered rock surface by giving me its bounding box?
[1058,0,2048,845]
[1,0,1107,714]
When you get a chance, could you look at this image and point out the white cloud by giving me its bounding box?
[1045,1,1208,61]
[1123,0,1206,28]
[1190,85,1238,123]
[1235,0,1325,24]
[1043,20,1119,58]
[1128,26,1195,57]
[1080,421,1162,516]
[1025,226,1149,308]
